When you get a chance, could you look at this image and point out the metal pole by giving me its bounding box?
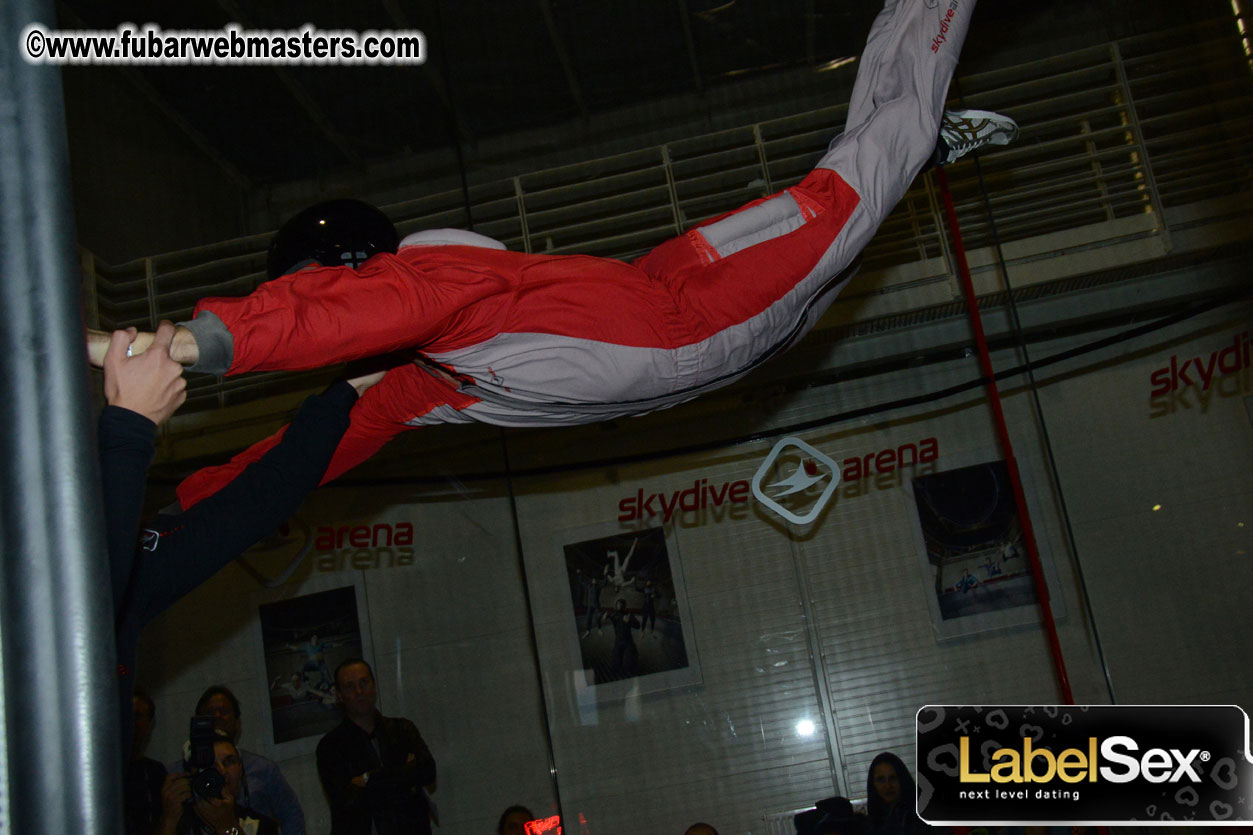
[514,177,534,254]
[497,434,568,832]
[1110,42,1173,253]
[0,2,124,833]
[660,145,685,234]
[752,124,774,195]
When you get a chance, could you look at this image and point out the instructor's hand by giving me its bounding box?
[345,369,387,396]
[103,321,187,426]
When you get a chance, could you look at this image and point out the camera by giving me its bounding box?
[186,716,224,801]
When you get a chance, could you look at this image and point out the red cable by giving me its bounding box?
[933,166,1075,705]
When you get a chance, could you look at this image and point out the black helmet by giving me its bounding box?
[266,198,400,279]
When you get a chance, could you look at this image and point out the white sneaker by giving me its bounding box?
[938,109,1018,165]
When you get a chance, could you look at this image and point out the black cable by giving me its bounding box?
[432,0,476,234]
[960,71,1121,702]
[496,426,568,827]
[968,139,1119,703]
[429,4,566,825]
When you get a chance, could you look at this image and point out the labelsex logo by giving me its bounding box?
[751,436,841,524]
[960,735,1207,785]
[917,704,1253,825]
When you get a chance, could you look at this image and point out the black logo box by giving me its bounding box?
[916,705,1253,825]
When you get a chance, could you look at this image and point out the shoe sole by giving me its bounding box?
[945,109,1018,145]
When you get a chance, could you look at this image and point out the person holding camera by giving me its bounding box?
[156,727,277,835]
[167,686,306,835]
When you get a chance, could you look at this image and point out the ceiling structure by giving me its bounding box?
[53,0,1250,478]
[52,0,1191,192]
[55,0,888,186]
[50,0,1234,274]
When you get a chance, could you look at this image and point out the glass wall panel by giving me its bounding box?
[76,7,1252,834]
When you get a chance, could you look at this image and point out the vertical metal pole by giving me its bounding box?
[752,124,774,195]
[497,434,568,831]
[660,145,685,234]
[1078,118,1115,222]
[144,256,159,329]
[81,250,100,329]
[905,180,925,262]
[922,174,958,299]
[784,529,846,798]
[514,176,534,254]
[1230,0,1252,67]
[0,2,124,833]
[1110,42,1173,252]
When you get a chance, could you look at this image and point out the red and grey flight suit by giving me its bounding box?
[177,0,974,509]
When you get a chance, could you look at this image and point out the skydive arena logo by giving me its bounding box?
[917,705,1253,825]
[751,436,840,524]
[616,436,939,525]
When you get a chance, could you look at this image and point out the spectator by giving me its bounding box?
[184,685,306,835]
[125,689,167,835]
[317,658,437,834]
[156,730,277,835]
[497,804,535,835]
[867,752,926,835]
[684,823,720,835]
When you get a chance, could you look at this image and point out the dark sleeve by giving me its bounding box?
[98,405,157,611]
[405,720,437,788]
[377,719,436,790]
[127,381,358,624]
[316,732,366,818]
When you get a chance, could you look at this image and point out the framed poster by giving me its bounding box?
[906,451,1066,641]
[559,523,702,702]
[256,584,367,747]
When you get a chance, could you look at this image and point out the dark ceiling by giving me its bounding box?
[53,0,1205,189]
[56,0,883,185]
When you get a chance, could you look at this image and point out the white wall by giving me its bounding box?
[1034,307,1253,705]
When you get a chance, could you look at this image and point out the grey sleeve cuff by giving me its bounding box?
[178,310,235,375]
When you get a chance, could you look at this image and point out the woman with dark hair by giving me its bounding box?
[866,752,927,835]
[496,805,534,835]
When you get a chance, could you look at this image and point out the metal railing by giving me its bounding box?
[81,17,1253,425]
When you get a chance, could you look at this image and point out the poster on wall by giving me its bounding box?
[561,524,702,701]
[258,585,364,744]
[907,455,1065,641]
